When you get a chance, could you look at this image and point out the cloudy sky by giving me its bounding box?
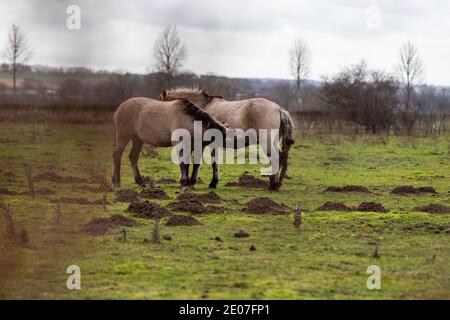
[1,0,449,85]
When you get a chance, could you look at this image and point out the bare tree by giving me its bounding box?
[397,41,424,109]
[289,38,311,109]
[2,25,32,99]
[396,41,425,135]
[153,25,187,88]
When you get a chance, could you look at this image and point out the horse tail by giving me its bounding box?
[279,109,295,152]
[182,98,227,136]
[276,109,294,189]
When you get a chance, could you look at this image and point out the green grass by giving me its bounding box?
[0,121,449,299]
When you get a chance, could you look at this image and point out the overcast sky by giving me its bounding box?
[1,0,449,85]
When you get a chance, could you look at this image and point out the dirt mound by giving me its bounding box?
[165,215,201,226]
[391,185,438,195]
[141,176,156,188]
[127,200,171,219]
[316,201,352,212]
[205,205,228,213]
[0,188,18,195]
[325,185,370,193]
[225,173,267,188]
[234,230,250,238]
[140,188,169,200]
[168,200,207,213]
[2,171,16,177]
[82,214,138,235]
[115,189,139,202]
[177,191,222,203]
[416,186,438,193]
[243,197,287,214]
[157,177,177,184]
[357,202,388,213]
[413,204,450,214]
[33,171,88,184]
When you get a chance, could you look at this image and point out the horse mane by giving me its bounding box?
[182,98,226,135]
[166,86,224,101]
[168,86,203,96]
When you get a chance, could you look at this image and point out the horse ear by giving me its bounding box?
[202,90,209,97]
[160,90,167,100]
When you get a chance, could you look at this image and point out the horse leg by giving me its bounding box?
[189,146,204,186]
[179,163,190,187]
[129,136,144,185]
[259,131,281,191]
[112,136,131,189]
[209,149,220,188]
[190,164,201,186]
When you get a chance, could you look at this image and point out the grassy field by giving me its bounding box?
[0,119,449,299]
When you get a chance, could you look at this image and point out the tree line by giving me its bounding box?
[1,24,449,136]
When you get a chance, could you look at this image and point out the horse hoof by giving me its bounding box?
[180,180,190,187]
[208,183,217,189]
[268,184,281,192]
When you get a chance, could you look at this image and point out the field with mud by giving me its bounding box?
[0,114,449,299]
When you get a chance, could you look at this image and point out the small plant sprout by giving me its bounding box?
[372,243,381,259]
[293,203,302,230]
[152,217,161,244]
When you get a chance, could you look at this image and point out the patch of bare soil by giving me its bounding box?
[165,215,201,226]
[0,188,18,195]
[205,205,228,213]
[81,214,138,235]
[225,173,267,188]
[243,197,287,214]
[417,186,438,193]
[115,189,139,202]
[405,222,450,234]
[156,177,177,184]
[127,200,172,219]
[33,171,88,184]
[357,202,388,213]
[177,191,222,203]
[234,230,250,238]
[325,185,370,193]
[23,189,54,196]
[140,187,169,200]
[2,171,16,177]
[169,200,204,213]
[413,204,450,214]
[141,176,156,188]
[391,185,438,195]
[316,201,352,212]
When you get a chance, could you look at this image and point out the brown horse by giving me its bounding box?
[112,97,227,189]
[159,88,295,191]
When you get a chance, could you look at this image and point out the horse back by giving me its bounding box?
[114,97,188,146]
